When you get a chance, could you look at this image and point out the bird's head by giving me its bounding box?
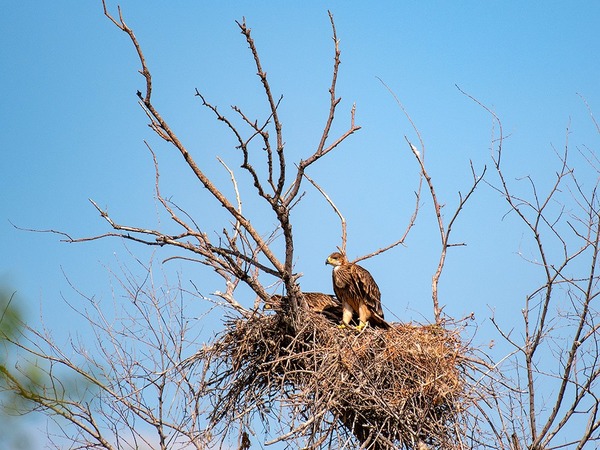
[325,252,346,267]
[264,294,283,310]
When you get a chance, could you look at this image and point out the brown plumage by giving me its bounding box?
[325,252,389,330]
[268,292,342,320]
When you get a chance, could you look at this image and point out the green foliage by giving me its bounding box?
[1,288,104,449]
[0,289,34,450]
[0,290,21,345]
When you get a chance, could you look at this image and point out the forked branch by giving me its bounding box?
[102,1,285,282]
[235,18,286,199]
[285,12,361,207]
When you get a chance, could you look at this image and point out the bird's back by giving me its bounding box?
[351,264,383,317]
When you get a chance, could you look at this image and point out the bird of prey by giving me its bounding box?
[325,252,388,330]
[268,292,342,317]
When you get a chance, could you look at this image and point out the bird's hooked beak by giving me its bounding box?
[325,256,331,266]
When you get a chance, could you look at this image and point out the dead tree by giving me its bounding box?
[459,89,600,449]
[0,2,484,448]
[2,2,456,449]
[5,2,598,450]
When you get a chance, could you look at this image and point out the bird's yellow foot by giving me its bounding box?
[355,321,368,332]
[337,323,348,329]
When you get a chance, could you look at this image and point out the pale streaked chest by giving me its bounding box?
[332,265,346,288]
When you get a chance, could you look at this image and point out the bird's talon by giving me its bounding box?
[356,321,368,332]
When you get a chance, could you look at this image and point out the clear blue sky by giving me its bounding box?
[1,1,600,447]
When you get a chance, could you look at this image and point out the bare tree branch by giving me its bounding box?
[102,1,285,281]
[285,12,361,209]
[302,171,347,255]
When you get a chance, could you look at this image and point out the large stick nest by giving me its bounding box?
[198,302,471,449]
